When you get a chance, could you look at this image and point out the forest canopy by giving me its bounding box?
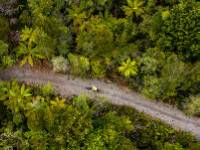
[0,81,200,149]
[0,0,200,115]
[0,0,200,149]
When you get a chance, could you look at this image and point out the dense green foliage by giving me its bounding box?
[51,56,69,73]
[17,27,54,66]
[0,1,200,113]
[185,96,200,116]
[158,1,200,60]
[0,81,199,149]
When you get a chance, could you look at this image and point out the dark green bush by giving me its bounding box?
[0,81,198,149]
[158,1,200,60]
[68,53,90,77]
[0,81,135,149]
[0,17,9,42]
[76,17,114,58]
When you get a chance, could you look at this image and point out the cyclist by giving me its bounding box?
[86,85,100,92]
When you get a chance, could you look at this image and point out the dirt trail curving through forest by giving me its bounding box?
[1,66,200,139]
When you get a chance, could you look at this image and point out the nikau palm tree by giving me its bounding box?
[118,58,138,78]
[17,27,53,66]
[123,0,144,17]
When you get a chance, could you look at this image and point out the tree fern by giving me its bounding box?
[17,27,53,66]
[123,0,144,17]
[118,58,138,78]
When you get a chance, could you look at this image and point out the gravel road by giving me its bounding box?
[1,66,200,139]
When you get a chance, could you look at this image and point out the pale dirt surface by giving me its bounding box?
[1,66,200,139]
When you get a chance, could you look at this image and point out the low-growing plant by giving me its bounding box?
[160,142,184,150]
[142,54,187,100]
[1,56,15,68]
[17,27,54,66]
[51,56,69,73]
[91,60,106,78]
[0,41,15,68]
[0,17,9,41]
[185,96,200,116]
[41,82,54,96]
[76,17,114,58]
[68,53,90,77]
[0,40,8,56]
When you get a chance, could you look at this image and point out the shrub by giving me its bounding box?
[161,142,184,150]
[142,76,162,99]
[28,0,54,27]
[185,96,200,116]
[1,56,15,68]
[25,0,73,57]
[189,142,200,150]
[76,17,114,58]
[186,61,200,95]
[17,27,54,66]
[51,56,69,73]
[158,1,200,60]
[41,82,54,96]
[0,17,9,41]
[0,41,15,68]
[142,54,187,100]
[138,47,166,75]
[158,54,186,99]
[91,60,106,78]
[0,40,8,56]
[190,62,200,83]
[68,53,90,77]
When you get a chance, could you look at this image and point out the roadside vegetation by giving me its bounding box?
[1,81,200,149]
